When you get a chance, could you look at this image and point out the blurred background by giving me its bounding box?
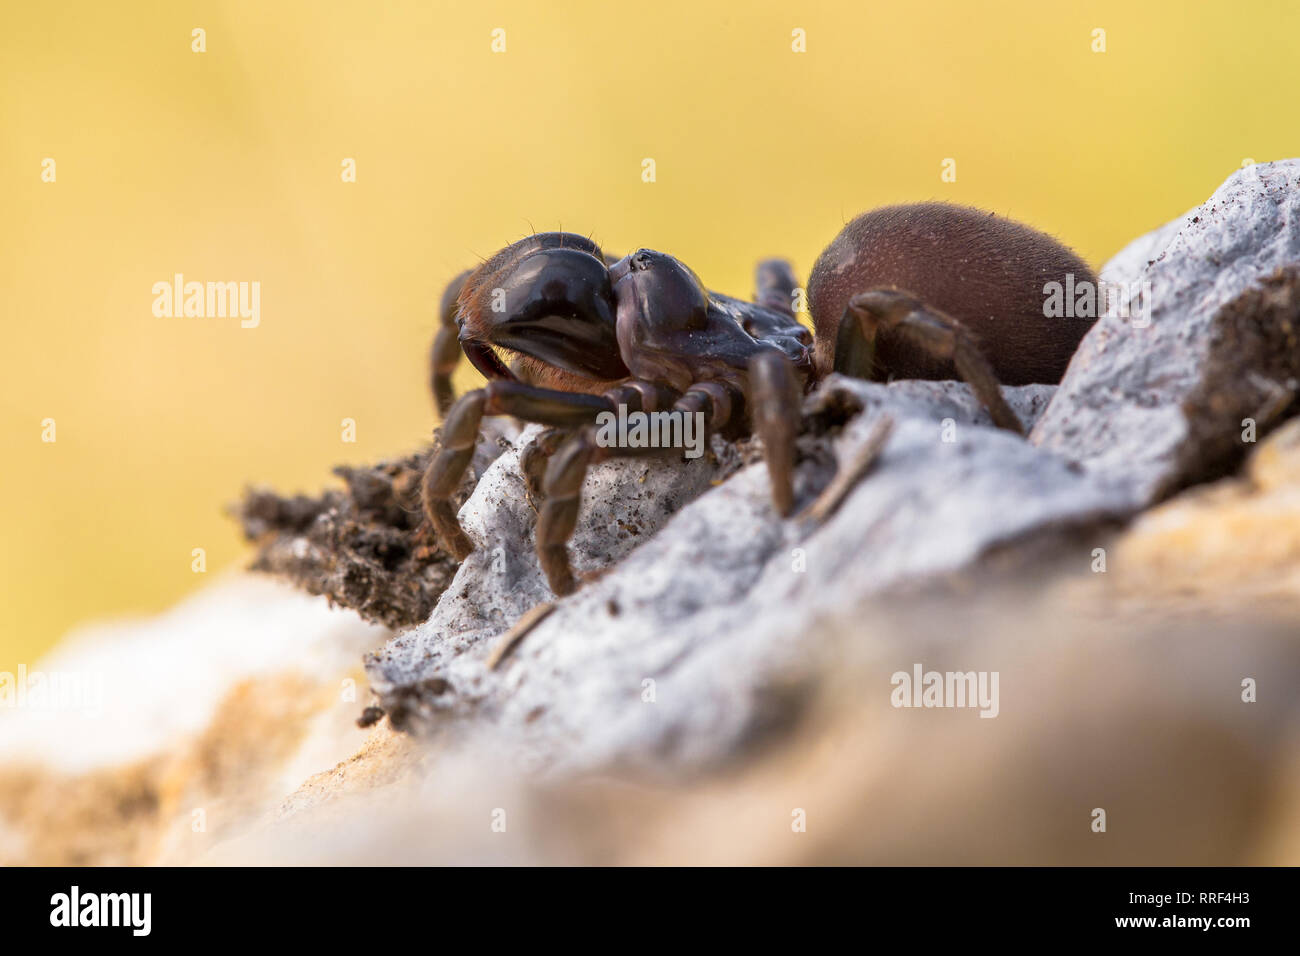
[2,0,1297,671]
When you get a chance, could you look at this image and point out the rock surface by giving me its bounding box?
[1115,415,1300,599]
[213,593,1300,866]
[0,575,388,864]
[1032,159,1300,506]
[364,377,1127,770]
[0,575,385,772]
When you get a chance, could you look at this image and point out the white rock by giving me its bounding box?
[0,574,387,773]
[364,377,1123,771]
[1033,159,1300,506]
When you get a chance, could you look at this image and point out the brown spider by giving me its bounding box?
[423,202,1097,596]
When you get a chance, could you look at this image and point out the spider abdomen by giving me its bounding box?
[807,202,1097,385]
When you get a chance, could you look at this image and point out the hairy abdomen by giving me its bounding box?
[807,203,1097,385]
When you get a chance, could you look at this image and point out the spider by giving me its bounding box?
[424,202,1097,596]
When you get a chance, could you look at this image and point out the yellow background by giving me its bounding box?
[2,0,1297,670]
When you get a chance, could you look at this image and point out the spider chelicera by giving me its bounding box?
[423,202,1097,595]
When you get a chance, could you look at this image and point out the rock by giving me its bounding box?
[0,575,388,864]
[1032,160,1300,506]
[364,421,741,731]
[363,376,1127,771]
[8,554,1299,866]
[208,585,1300,866]
[1113,416,1300,600]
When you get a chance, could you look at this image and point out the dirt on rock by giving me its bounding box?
[234,419,520,630]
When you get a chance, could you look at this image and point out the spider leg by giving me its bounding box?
[535,382,736,596]
[754,258,799,317]
[748,351,803,516]
[430,268,472,418]
[798,413,894,525]
[837,290,1024,434]
[421,381,617,559]
[520,427,570,502]
[533,431,596,596]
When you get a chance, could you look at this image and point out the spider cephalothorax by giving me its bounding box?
[440,233,813,398]
[425,205,1097,595]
